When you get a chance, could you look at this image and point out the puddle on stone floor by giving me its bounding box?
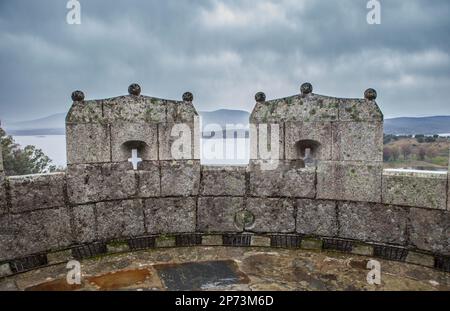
[87,269,152,290]
[154,260,249,291]
[25,279,83,291]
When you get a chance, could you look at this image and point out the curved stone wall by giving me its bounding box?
[0,84,449,277]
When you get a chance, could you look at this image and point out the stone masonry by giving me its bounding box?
[0,83,449,263]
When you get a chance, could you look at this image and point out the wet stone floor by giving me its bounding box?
[1,247,449,291]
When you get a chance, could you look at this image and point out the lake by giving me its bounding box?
[12,135,251,167]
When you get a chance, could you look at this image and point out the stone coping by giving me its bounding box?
[383,169,448,178]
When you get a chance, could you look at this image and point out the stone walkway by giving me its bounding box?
[1,247,449,291]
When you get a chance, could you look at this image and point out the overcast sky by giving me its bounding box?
[0,0,449,122]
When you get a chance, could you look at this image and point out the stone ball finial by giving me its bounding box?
[71,90,85,102]
[128,83,141,96]
[300,82,313,95]
[182,92,194,102]
[364,88,377,100]
[255,92,266,103]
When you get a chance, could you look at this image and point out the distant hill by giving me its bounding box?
[4,113,66,135]
[4,110,450,137]
[384,116,450,135]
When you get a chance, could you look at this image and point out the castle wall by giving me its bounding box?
[0,165,449,263]
[0,85,449,275]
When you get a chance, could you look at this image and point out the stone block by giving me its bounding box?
[200,166,246,196]
[72,204,96,244]
[249,122,284,160]
[110,122,158,162]
[155,236,176,248]
[0,263,12,277]
[96,200,145,241]
[351,244,374,256]
[103,96,166,123]
[136,161,160,198]
[144,197,196,234]
[8,208,72,258]
[245,198,295,233]
[382,170,447,210]
[251,236,271,247]
[158,123,197,160]
[166,101,198,123]
[8,173,66,213]
[301,238,323,250]
[251,95,339,123]
[317,161,382,203]
[332,122,383,161]
[202,235,223,246]
[66,123,111,164]
[160,160,200,197]
[338,202,408,245]
[197,197,244,232]
[67,163,137,204]
[405,251,435,267]
[338,99,383,122]
[409,208,450,255]
[0,175,7,215]
[47,250,73,264]
[285,121,332,160]
[296,199,338,237]
[249,160,315,198]
[106,241,130,253]
[66,100,105,124]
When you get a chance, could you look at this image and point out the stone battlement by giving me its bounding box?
[0,83,449,276]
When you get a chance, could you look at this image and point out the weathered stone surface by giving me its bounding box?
[351,244,374,256]
[144,197,196,234]
[67,163,137,204]
[96,200,145,240]
[103,96,166,123]
[250,123,284,160]
[338,202,408,245]
[166,101,198,123]
[202,235,223,246]
[200,166,246,196]
[0,215,16,261]
[285,121,332,160]
[409,208,450,255]
[338,99,383,122]
[66,100,104,124]
[249,160,315,198]
[160,160,200,197]
[296,199,338,237]
[0,175,7,215]
[136,161,160,198]
[8,173,66,213]
[251,236,271,247]
[332,122,383,162]
[301,238,323,250]
[110,122,158,162]
[72,204,96,243]
[66,123,111,164]
[246,198,295,233]
[317,161,382,203]
[197,197,244,232]
[448,150,450,211]
[406,252,435,267]
[382,171,447,210]
[251,95,339,123]
[158,123,198,160]
[5,208,72,259]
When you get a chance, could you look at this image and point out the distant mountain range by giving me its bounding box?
[3,111,450,136]
[384,116,450,135]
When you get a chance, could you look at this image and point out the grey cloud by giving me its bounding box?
[0,0,449,122]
